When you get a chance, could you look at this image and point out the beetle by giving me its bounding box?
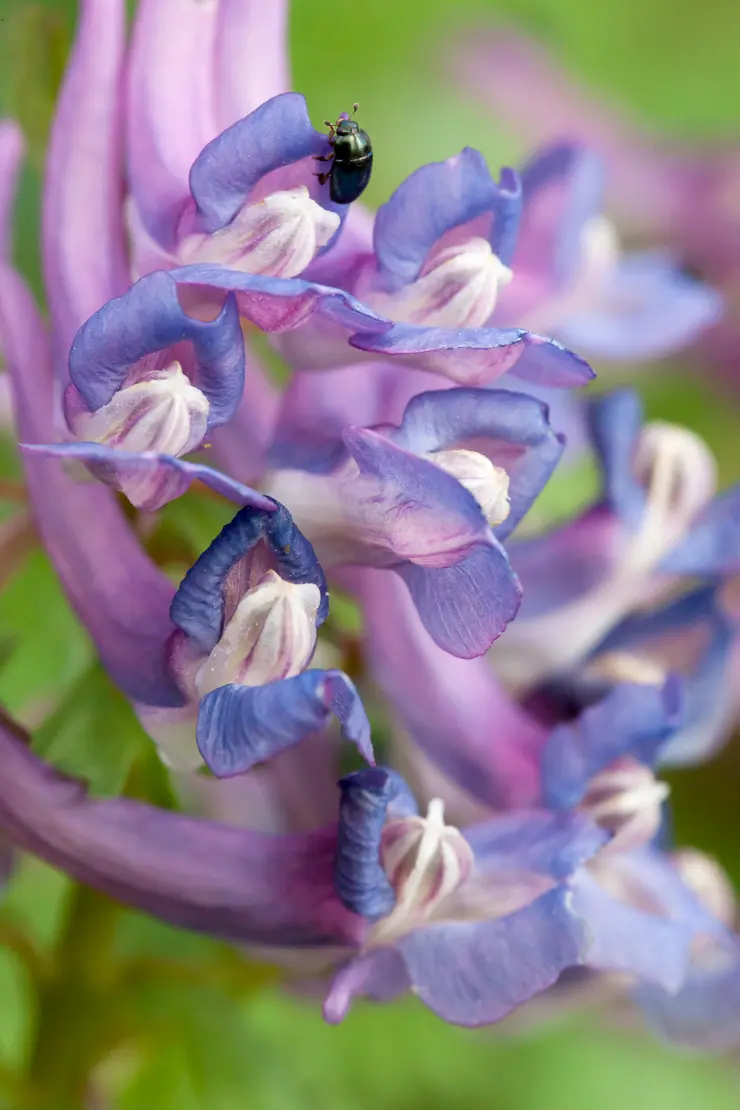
[314,103,373,205]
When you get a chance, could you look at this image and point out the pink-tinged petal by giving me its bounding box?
[355,568,543,807]
[0,710,361,949]
[127,0,219,250]
[0,121,23,262]
[0,265,180,707]
[214,0,290,131]
[324,948,410,1022]
[21,443,275,515]
[43,0,130,366]
[350,325,594,387]
[208,340,281,485]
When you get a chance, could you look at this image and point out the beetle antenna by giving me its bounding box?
[351,102,359,117]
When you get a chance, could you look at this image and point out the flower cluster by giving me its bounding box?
[0,0,737,1047]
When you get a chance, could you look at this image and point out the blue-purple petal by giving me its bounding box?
[170,501,327,654]
[586,388,645,526]
[464,809,607,881]
[541,679,683,810]
[335,767,419,920]
[373,149,521,289]
[189,92,340,232]
[396,540,522,659]
[660,485,740,575]
[390,388,565,540]
[21,442,275,514]
[70,270,245,427]
[196,670,373,777]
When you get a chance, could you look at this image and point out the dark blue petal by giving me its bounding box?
[634,935,740,1049]
[586,389,645,527]
[196,670,373,777]
[395,542,522,658]
[393,887,587,1026]
[189,92,343,232]
[170,501,327,654]
[70,271,245,427]
[21,442,275,514]
[542,679,684,809]
[519,143,604,285]
[391,388,565,540]
[660,486,740,575]
[558,252,723,361]
[350,324,594,387]
[373,149,522,289]
[465,809,607,881]
[334,767,419,920]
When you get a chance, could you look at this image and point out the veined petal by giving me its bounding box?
[390,388,565,540]
[127,0,219,250]
[69,271,244,428]
[196,670,373,777]
[213,0,290,131]
[170,501,325,656]
[43,0,129,363]
[188,93,344,237]
[0,710,360,948]
[20,443,275,515]
[373,149,521,288]
[542,679,683,810]
[465,810,607,881]
[335,768,419,920]
[558,251,723,361]
[349,324,594,387]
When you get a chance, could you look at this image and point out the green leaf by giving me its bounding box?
[32,664,150,796]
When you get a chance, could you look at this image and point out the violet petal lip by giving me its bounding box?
[0,707,361,949]
[196,670,374,777]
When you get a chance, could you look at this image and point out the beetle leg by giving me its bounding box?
[314,171,332,185]
[312,152,335,162]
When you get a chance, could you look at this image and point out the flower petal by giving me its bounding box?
[127,0,219,250]
[334,767,419,919]
[170,501,326,655]
[0,709,360,948]
[213,0,290,131]
[0,264,181,707]
[189,93,344,236]
[0,121,23,263]
[373,149,521,288]
[324,948,410,1023]
[660,485,740,575]
[541,679,683,810]
[350,324,594,387]
[586,388,646,525]
[390,388,564,540]
[69,271,245,427]
[465,809,606,880]
[559,251,723,361]
[43,0,130,362]
[196,670,373,777]
[395,542,521,658]
[20,443,275,515]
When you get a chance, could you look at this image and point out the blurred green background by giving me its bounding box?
[0,0,740,1106]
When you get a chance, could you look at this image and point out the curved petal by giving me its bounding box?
[394,887,587,1026]
[350,324,594,387]
[395,542,521,659]
[465,810,606,880]
[660,486,740,575]
[334,767,419,919]
[324,947,410,1023]
[196,670,373,777]
[209,340,281,485]
[586,389,644,526]
[390,388,565,540]
[373,149,521,288]
[188,93,345,235]
[21,443,275,515]
[214,0,290,131]
[0,265,181,707]
[171,501,326,655]
[355,568,543,809]
[558,252,723,361]
[127,0,219,250]
[43,0,130,364]
[69,271,245,427]
[168,262,390,335]
[541,679,683,810]
[0,710,360,948]
[0,121,23,263]
[634,935,740,1050]
[517,144,604,288]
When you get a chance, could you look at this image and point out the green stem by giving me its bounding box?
[24,884,122,1110]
